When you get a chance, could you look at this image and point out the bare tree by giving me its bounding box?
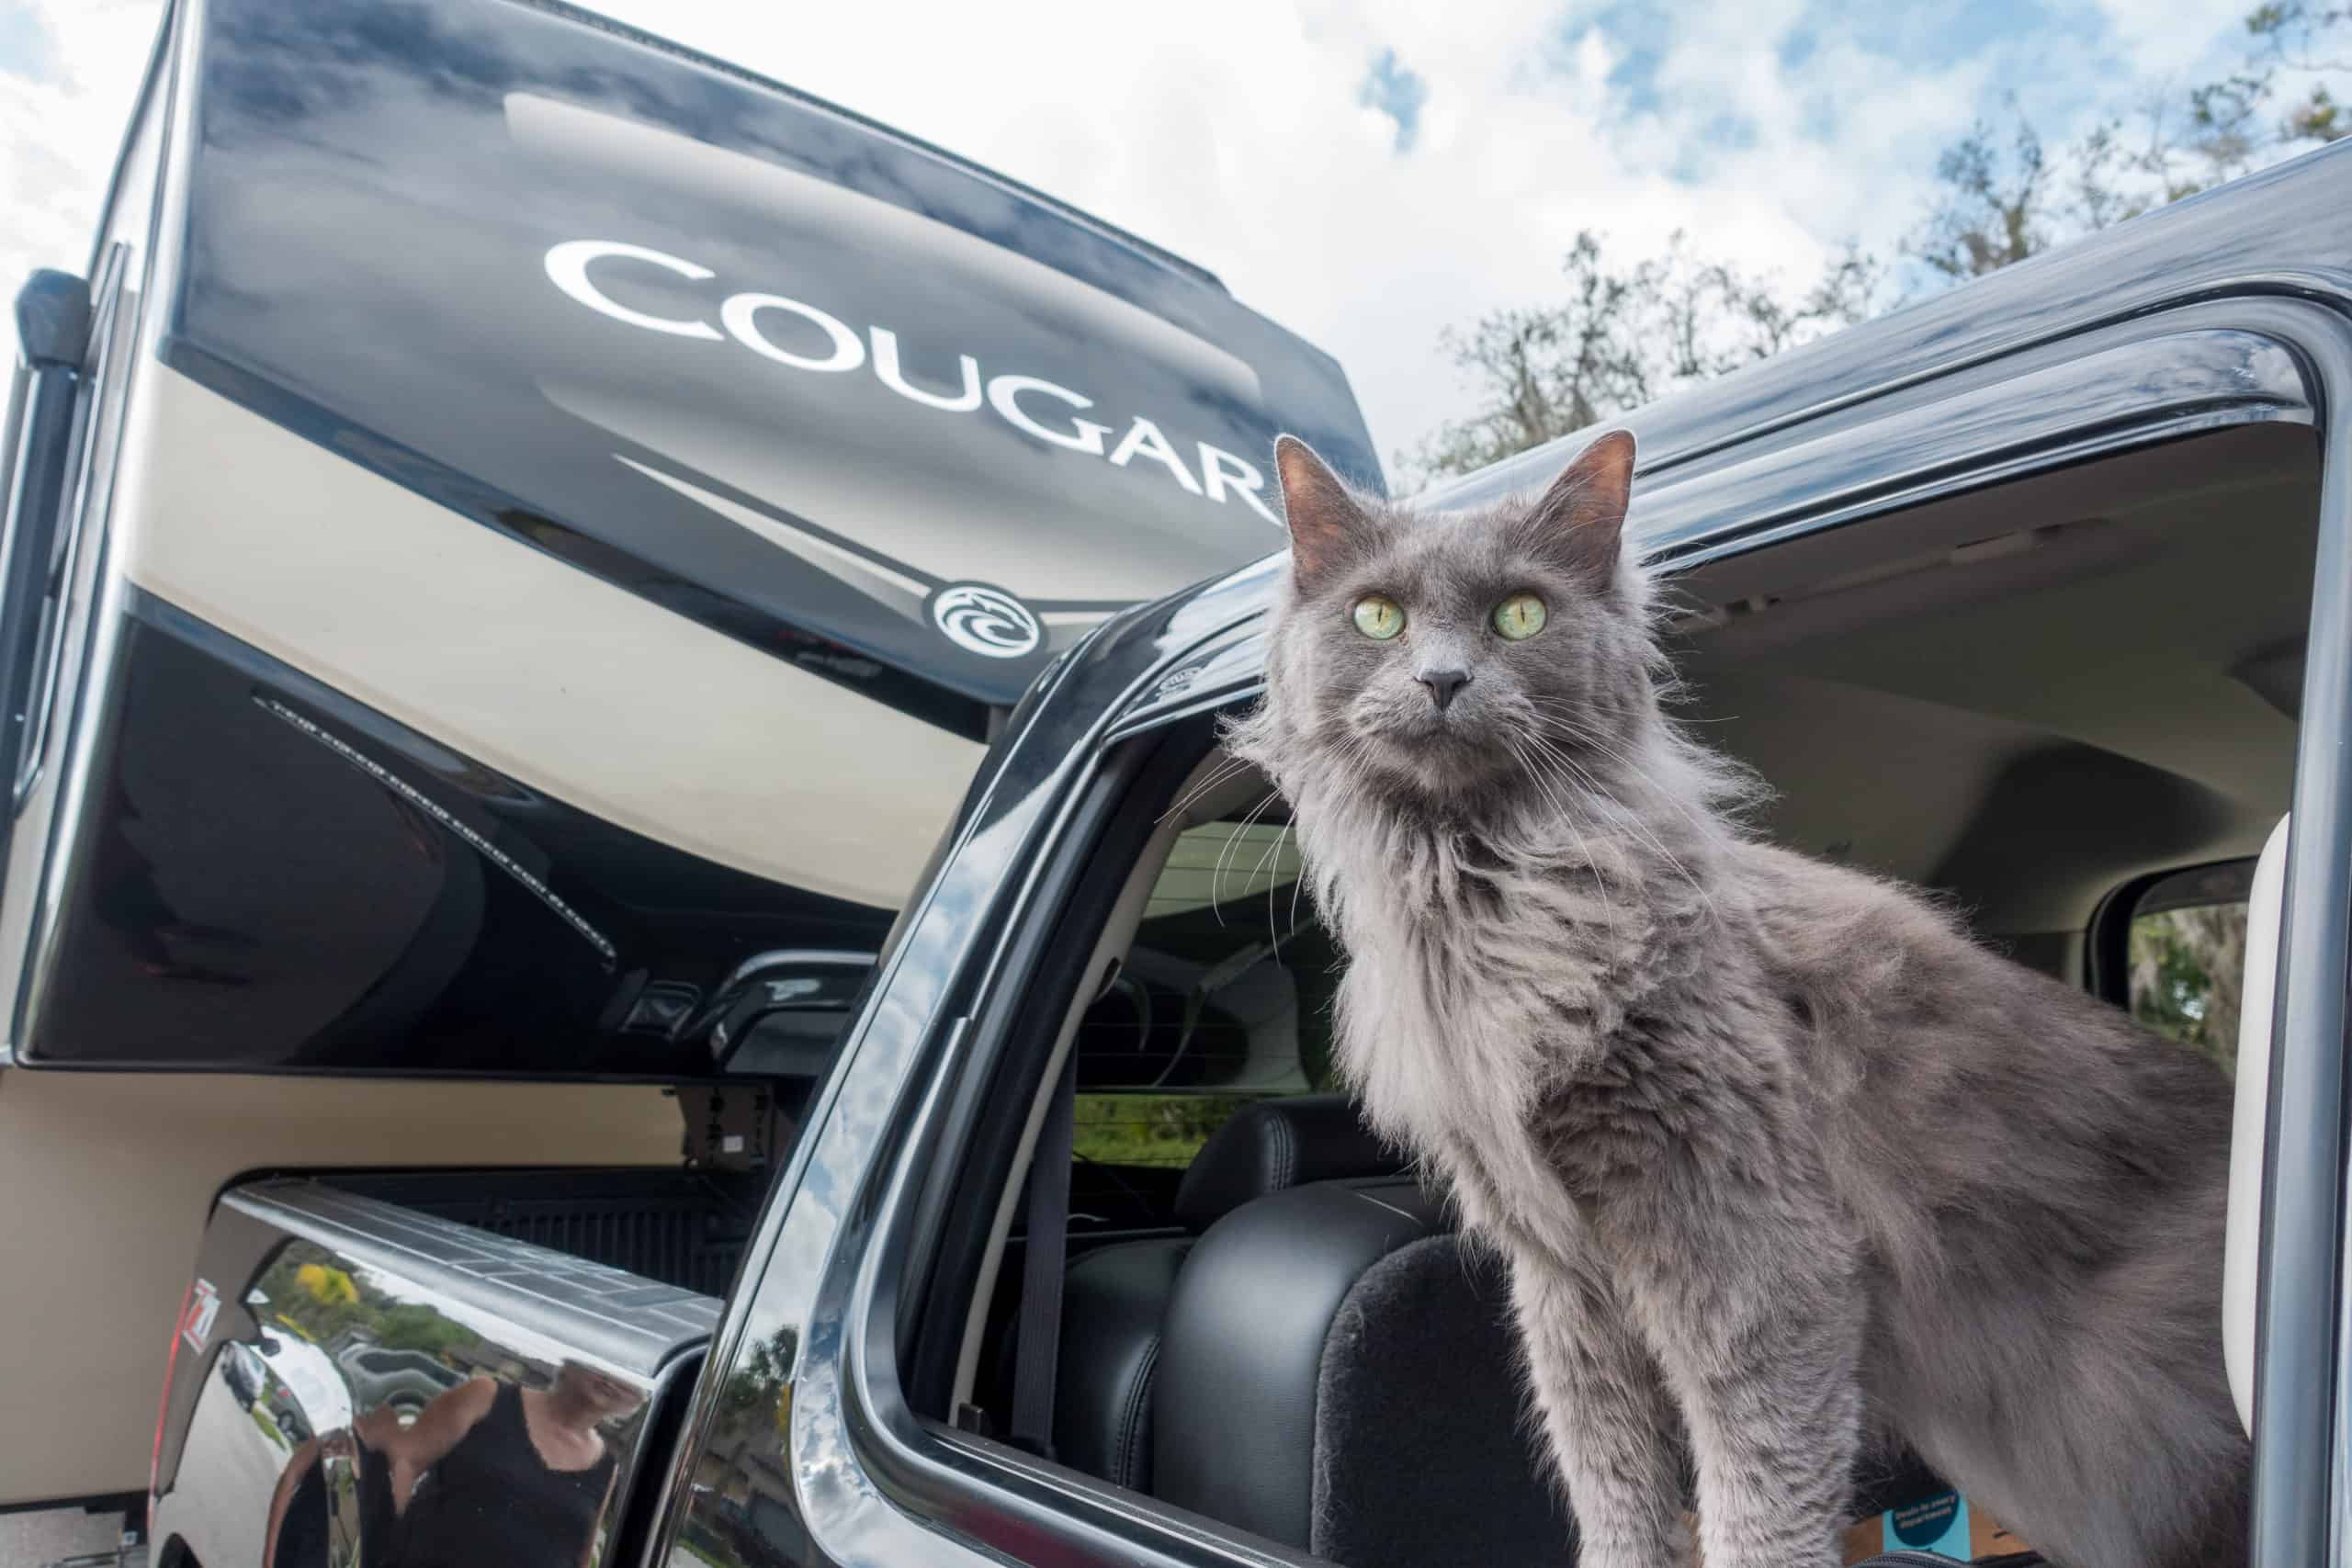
[1404,231,1882,483]
[1408,4,2347,483]
[1910,112,2052,282]
[1906,5,2348,288]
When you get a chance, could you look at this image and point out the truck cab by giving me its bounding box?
[633,148,2352,1568]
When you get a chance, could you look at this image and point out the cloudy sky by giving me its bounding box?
[0,0,2281,472]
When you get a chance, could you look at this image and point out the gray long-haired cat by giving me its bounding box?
[1224,430,2247,1568]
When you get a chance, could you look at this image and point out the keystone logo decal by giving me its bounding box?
[930,584,1040,659]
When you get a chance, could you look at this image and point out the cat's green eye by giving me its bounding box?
[1352,594,1406,640]
[1493,592,1547,640]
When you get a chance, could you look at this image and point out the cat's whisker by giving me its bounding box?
[1499,710,1719,923]
[1504,731,1580,839]
[1241,814,1293,955]
[1255,820,1297,959]
[1212,789,1283,920]
[1531,761,1632,935]
[1161,752,1255,824]
[1507,734,1621,942]
[1553,752,1721,921]
[1525,702,1752,820]
[1513,708,1734,910]
[1288,841,1308,938]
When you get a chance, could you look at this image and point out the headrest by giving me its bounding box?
[1174,1094,1398,1233]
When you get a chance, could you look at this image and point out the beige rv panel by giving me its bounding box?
[0,1070,677,1506]
[112,367,984,913]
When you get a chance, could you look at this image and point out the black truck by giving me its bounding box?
[17,3,2352,1568]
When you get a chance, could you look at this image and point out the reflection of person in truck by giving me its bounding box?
[260,1361,640,1568]
[364,1361,640,1568]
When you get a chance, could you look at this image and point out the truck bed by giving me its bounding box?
[148,1176,742,1568]
[320,1167,771,1299]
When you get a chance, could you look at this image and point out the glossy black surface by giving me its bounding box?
[18,590,892,1076]
[671,152,2352,1568]
[168,0,1380,737]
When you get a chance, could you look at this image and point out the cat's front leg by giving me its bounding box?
[1637,1231,1863,1568]
[1506,1245,1691,1568]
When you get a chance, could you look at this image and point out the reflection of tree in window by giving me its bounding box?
[2130,902,2248,1076]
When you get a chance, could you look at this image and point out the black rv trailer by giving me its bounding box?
[0,0,1375,1516]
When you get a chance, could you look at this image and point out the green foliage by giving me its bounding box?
[1911,111,2053,280]
[2129,904,2248,1077]
[370,1303,480,1360]
[678,1532,741,1568]
[252,1245,482,1368]
[249,1406,289,1450]
[1073,1093,1255,1168]
[713,1325,796,1445]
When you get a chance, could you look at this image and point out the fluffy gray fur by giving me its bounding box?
[1224,430,2247,1568]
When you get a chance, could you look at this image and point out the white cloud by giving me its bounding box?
[0,0,2290,472]
[0,2,156,299]
[2090,0,2256,80]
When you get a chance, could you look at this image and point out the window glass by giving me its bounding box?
[1070,812,1338,1171]
[2126,862,2256,1077]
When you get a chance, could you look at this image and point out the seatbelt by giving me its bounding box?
[1008,1044,1078,1461]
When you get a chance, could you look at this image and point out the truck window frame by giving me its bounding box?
[660,297,2352,1568]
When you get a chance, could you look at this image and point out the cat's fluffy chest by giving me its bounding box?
[1326,845,1790,1235]
[1335,924,1584,1251]
[1329,855,1631,1177]
[1334,886,1541,1144]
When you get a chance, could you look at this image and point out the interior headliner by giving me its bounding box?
[1669,422,2313,947]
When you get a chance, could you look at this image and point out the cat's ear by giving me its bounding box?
[1526,428,1636,586]
[1273,434,1367,582]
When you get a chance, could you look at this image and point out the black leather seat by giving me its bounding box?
[1151,1176,1571,1567]
[1142,1175,1952,1567]
[1053,1095,1401,1490]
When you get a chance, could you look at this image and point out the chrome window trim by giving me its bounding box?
[1440,321,2309,551]
[658,295,2352,1567]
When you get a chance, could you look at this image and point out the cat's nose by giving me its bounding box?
[1419,668,1471,710]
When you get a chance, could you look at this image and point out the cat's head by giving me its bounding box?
[1242,429,1657,813]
